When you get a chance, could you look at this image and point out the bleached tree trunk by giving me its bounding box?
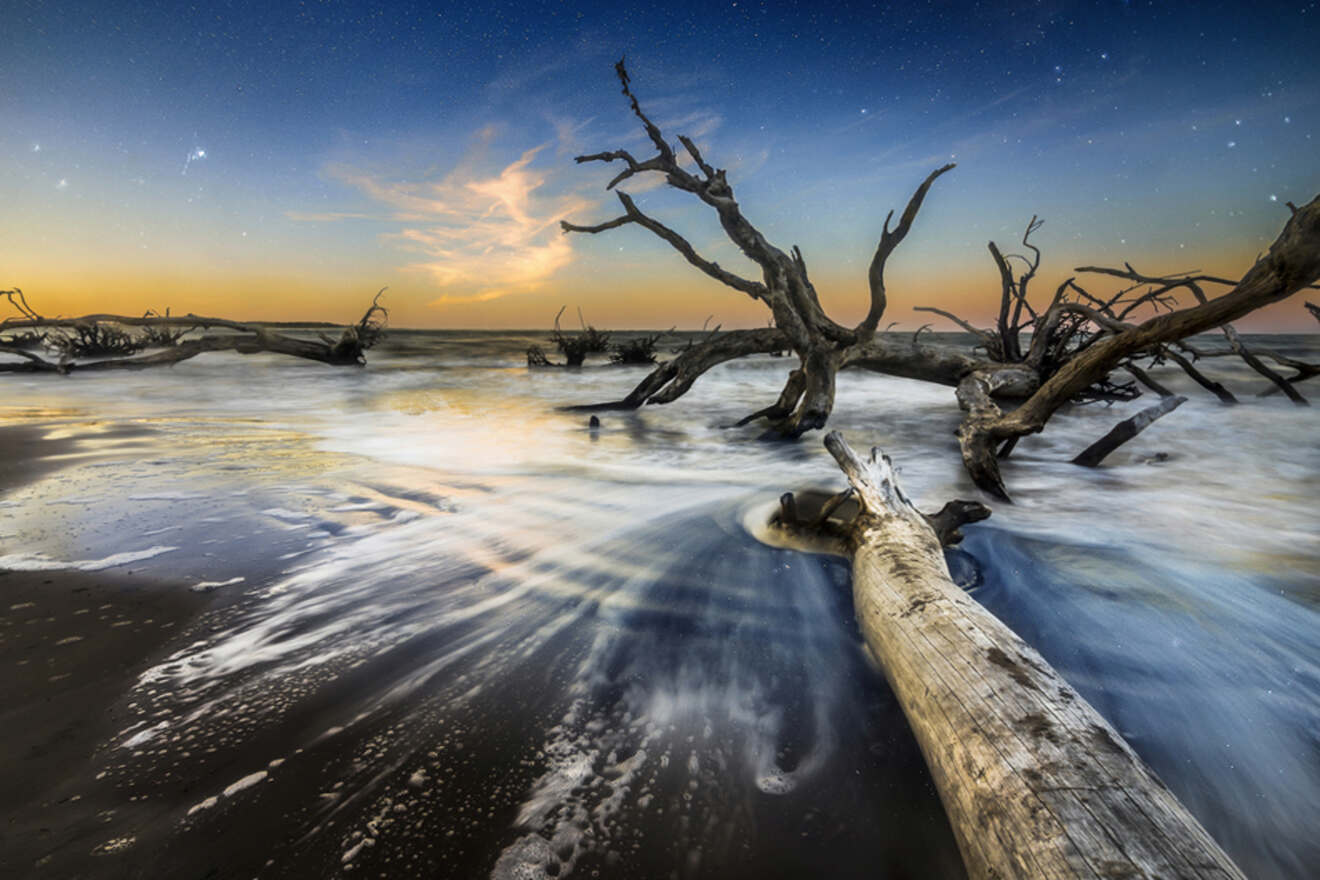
[958,198,1320,498]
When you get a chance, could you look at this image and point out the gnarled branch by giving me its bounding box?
[560,327,790,412]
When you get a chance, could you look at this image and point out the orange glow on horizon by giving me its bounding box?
[4,238,1313,333]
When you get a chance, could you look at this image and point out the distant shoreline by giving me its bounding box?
[320,326,1320,336]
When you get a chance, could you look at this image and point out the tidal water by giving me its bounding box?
[1,330,1317,878]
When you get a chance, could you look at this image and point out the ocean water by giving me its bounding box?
[1,330,1317,878]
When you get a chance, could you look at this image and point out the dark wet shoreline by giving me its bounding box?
[0,424,79,497]
[0,568,212,876]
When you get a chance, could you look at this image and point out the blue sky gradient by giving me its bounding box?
[3,0,1317,328]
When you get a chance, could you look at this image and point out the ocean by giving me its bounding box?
[1,330,1317,878]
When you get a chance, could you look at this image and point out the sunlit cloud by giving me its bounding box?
[324,142,597,306]
[310,90,732,309]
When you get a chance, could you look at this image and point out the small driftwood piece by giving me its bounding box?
[812,431,1244,880]
[1071,394,1187,468]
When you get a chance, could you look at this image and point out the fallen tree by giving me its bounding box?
[0,288,387,373]
[773,432,1246,880]
[561,60,1320,499]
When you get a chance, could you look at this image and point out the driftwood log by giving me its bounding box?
[0,290,387,373]
[777,432,1245,880]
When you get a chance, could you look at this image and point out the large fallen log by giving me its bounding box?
[782,431,1245,880]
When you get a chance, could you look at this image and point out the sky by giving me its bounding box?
[2,0,1318,330]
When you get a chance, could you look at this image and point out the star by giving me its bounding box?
[182,147,208,174]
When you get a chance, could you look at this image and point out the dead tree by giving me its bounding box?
[865,217,1320,497]
[561,58,1032,437]
[0,289,387,373]
[952,206,1320,498]
[562,61,1320,499]
[609,330,668,365]
[772,433,1246,880]
[527,306,612,367]
[551,305,610,365]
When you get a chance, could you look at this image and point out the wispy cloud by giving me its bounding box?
[322,137,596,306]
[303,63,735,307]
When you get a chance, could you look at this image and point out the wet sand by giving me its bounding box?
[0,425,78,496]
[6,339,1313,879]
[0,423,206,874]
[0,420,965,879]
[0,569,210,876]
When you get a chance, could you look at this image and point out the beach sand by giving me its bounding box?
[0,568,210,876]
[0,424,206,874]
[0,424,78,496]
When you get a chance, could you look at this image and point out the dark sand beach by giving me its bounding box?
[0,425,78,496]
[0,425,211,875]
[6,0,1320,873]
[0,569,210,875]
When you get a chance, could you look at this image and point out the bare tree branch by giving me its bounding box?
[1219,322,1308,404]
[1,292,387,373]
[560,327,790,412]
[857,163,956,341]
[911,306,998,350]
[988,241,1018,361]
[1163,346,1239,404]
[1124,363,1176,398]
[563,191,768,300]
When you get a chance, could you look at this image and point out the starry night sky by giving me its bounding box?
[3,0,1318,329]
